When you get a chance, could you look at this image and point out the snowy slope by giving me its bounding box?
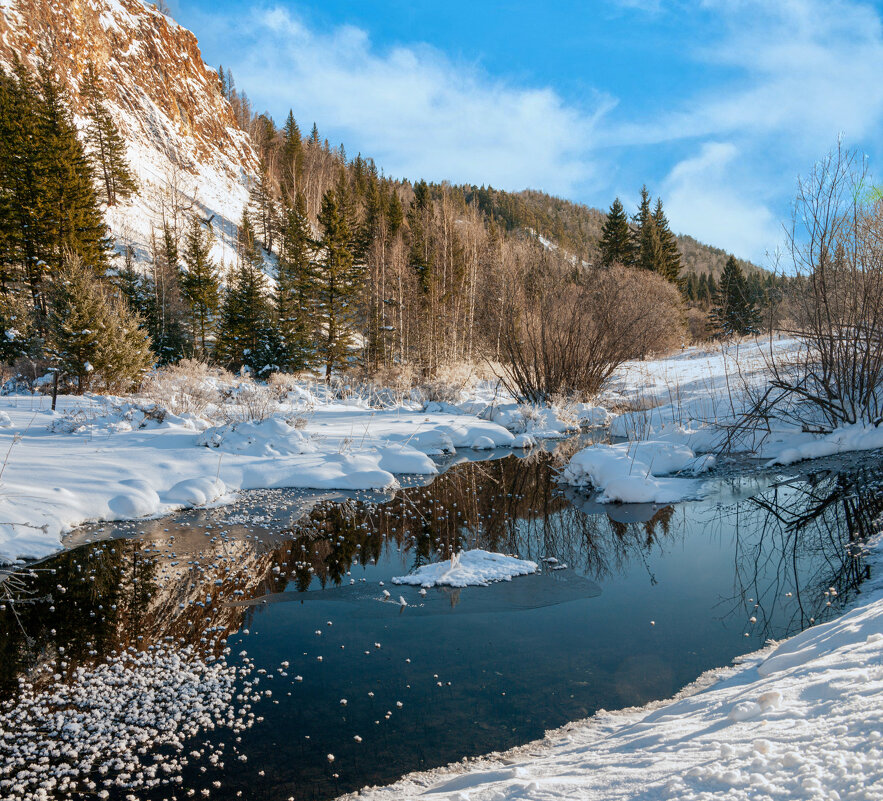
[0,0,257,271]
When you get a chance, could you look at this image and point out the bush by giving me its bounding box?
[491,262,684,403]
[140,359,230,417]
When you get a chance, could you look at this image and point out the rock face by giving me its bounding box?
[0,0,258,267]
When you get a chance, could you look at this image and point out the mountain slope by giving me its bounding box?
[0,0,257,267]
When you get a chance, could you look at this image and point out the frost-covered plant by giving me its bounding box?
[140,359,230,417]
[222,381,277,423]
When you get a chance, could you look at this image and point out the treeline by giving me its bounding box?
[0,57,772,398]
[0,60,150,391]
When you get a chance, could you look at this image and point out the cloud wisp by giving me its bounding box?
[188,0,883,263]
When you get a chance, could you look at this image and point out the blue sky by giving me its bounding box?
[166,0,883,263]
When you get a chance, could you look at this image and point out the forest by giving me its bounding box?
[0,60,785,400]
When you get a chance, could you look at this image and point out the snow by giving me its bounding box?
[391,549,538,588]
[0,392,515,563]
[351,534,883,801]
[560,440,713,504]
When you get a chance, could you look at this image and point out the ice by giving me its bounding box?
[391,549,538,588]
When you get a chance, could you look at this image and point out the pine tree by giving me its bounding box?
[652,198,681,282]
[276,192,314,371]
[280,110,303,199]
[309,123,320,146]
[82,65,138,206]
[38,63,112,282]
[216,214,275,373]
[315,188,361,380]
[48,255,152,393]
[598,197,632,267]
[710,256,761,337]
[180,215,221,358]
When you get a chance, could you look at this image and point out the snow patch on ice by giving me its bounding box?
[391,549,538,588]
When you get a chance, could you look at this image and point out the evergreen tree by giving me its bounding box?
[145,222,189,363]
[248,163,278,251]
[408,180,434,293]
[652,198,681,281]
[309,122,320,146]
[82,65,137,206]
[315,188,361,380]
[710,256,761,337]
[39,63,112,283]
[0,62,48,336]
[48,255,152,393]
[598,197,632,266]
[280,110,303,199]
[633,185,661,273]
[275,192,314,371]
[180,215,221,358]
[216,214,275,373]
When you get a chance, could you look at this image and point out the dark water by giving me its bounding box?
[1,447,880,800]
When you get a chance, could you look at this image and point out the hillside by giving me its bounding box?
[0,0,257,268]
[463,186,762,277]
[0,0,760,283]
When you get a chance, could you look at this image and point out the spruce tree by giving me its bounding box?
[38,63,112,281]
[710,257,761,337]
[281,111,303,198]
[652,198,681,282]
[216,214,275,373]
[633,185,661,273]
[598,197,632,266]
[180,215,221,358]
[48,255,152,393]
[315,188,361,380]
[276,192,314,371]
[0,62,45,344]
[82,65,138,206]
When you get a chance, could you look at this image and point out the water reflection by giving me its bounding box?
[0,452,880,801]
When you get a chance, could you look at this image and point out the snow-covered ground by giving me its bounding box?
[5,336,883,563]
[0,390,516,564]
[349,532,883,801]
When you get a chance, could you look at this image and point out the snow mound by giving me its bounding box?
[561,440,714,504]
[198,418,318,456]
[391,549,538,588]
[162,476,228,507]
[767,423,883,466]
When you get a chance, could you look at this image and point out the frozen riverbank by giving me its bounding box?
[346,532,883,801]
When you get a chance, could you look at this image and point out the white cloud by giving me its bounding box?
[179,0,883,263]
[662,142,782,262]
[229,6,613,196]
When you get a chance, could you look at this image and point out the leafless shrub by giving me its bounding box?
[222,381,277,423]
[733,144,883,440]
[140,359,230,417]
[490,261,684,403]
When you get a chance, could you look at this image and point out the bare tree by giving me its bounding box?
[736,143,883,438]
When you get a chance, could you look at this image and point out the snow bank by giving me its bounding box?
[560,440,713,504]
[767,423,883,466]
[353,538,883,801]
[391,549,538,588]
[0,394,515,563]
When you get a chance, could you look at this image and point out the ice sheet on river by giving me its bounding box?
[224,568,601,616]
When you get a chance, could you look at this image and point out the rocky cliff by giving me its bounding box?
[0,0,258,267]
